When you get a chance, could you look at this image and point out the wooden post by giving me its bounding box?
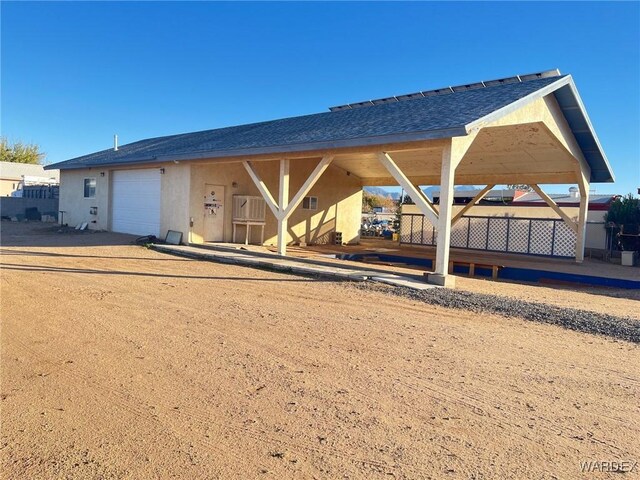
[277,159,290,256]
[427,133,477,287]
[576,175,590,262]
[432,141,456,285]
[244,157,332,256]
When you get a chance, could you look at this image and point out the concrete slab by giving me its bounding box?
[426,273,456,288]
[370,275,437,290]
[151,244,437,290]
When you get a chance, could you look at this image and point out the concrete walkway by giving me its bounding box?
[151,243,437,290]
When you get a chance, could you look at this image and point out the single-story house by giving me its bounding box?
[0,161,59,197]
[46,69,614,286]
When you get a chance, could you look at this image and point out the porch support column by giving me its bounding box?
[428,134,476,287]
[277,159,290,256]
[576,172,590,263]
[244,157,333,256]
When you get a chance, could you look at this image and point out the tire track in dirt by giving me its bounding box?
[5,324,424,478]
[88,275,637,462]
[3,273,422,478]
[75,284,443,476]
[2,324,251,476]
[5,241,639,478]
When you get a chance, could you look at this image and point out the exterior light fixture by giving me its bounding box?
[160,168,165,174]
[100,172,105,177]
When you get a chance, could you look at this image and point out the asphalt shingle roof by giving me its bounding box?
[0,161,59,180]
[47,75,565,170]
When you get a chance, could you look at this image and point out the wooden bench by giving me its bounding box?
[449,260,502,280]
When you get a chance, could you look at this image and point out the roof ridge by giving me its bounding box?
[329,69,561,112]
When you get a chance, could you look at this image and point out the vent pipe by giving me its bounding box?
[114,134,118,151]
[569,186,579,199]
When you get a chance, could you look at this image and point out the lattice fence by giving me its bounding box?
[400,214,577,258]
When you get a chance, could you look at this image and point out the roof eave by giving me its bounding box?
[563,77,615,183]
[46,126,468,170]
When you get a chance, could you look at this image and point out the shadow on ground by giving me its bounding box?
[1,221,138,247]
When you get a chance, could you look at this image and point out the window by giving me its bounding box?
[302,196,318,210]
[84,178,96,198]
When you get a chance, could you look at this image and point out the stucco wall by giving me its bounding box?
[189,159,362,246]
[1,179,19,197]
[58,159,361,245]
[59,169,110,229]
[160,163,191,239]
[189,162,247,244]
[59,164,191,238]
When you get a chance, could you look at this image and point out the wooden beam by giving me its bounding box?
[530,184,578,233]
[242,161,280,219]
[361,173,578,186]
[451,184,495,227]
[449,131,478,170]
[178,138,450,166]
[377,152,439,225]
[283,156,333,218]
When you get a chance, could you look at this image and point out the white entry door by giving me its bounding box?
[203,184,225,242]
[112,169,161,237]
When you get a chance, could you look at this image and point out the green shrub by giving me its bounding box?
[605,194,640,250]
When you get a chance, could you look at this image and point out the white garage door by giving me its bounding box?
[111,169,161,237]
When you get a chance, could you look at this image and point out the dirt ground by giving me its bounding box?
[1,223,639,479]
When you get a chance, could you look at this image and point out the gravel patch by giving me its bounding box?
[354,282,640,344]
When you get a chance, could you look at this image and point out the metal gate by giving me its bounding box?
[400,214,576,258]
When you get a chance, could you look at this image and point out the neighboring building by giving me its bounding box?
[512,188,615,209]
[431,188,522,205]
[46,70,614,285]
[0,162,60,197]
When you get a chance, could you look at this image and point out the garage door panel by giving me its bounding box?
[112,170,161,236]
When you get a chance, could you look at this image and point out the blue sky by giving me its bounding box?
[2,1,638,195]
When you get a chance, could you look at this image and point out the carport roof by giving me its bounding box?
[46,71,614,182]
